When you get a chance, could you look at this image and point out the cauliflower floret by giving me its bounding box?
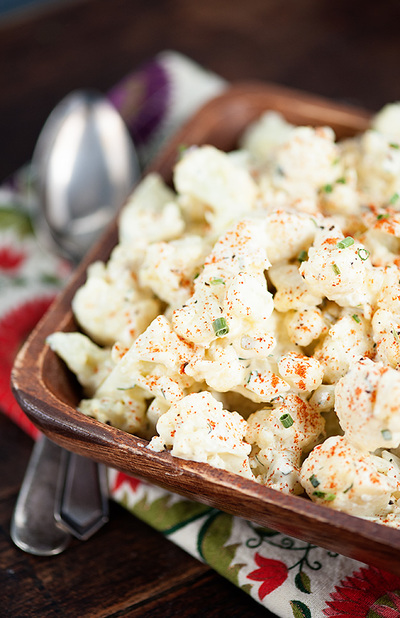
[335,358,400,451]
[278,351,323,393]
[72,260,160,347]
[269,263,323,311]
[78,390,147,434]
[372,308,400,368]
[314,311,374,383]
[285,308,327,347]
[97,315,198,403]
[139,235,211,308]
[357,130,400,206]
[263,210,317,265]
[148,391,253,479]
[300,230,374,314]
[274,126,339,192]
[174,145,258,233]
[234,358,290,404]
[118,173,184,245]
[257,126,339,214]
[247,393,324,494]
[239,111,295,165]
[319,168,360,217]
[46,332,113,396]
[185,341,247,392]
[172,219,271,347]
[372,102,400,139]
[300,436,400,521]
[376,266,400,314]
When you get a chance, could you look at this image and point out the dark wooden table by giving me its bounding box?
[2,0,400,615]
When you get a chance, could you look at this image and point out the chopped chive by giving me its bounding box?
[352,314,361,324]
[309,474,320,488]
[332,263,341,275]
[337,237,354,249]
[390,142,400,149]
[343,483,353,494]
[210,277,225,285]
[323,184,333,193]
[310,217,319,228]
[254,453,263,466]
[212,317,229,337]
[392,329,400,343]
[325,493,336,502]
[377,213,390,220]
[390,192,399,204]
[357,248,370,261]
[381,428,392,441]
[193,272,200,279]
[280,413,294,428]
[313,490,335,501]
[336,177,346,184]
[246,370,259,384]
[298,250,308,263]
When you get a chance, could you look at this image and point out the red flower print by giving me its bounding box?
[0,295,55,439]
[0,245,26,272]
[247,553,288,600]
[323,565,400,617]
[111,471,142,493]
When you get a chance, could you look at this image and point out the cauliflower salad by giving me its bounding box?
[48,102,400,529]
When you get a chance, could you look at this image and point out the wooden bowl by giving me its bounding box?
[12,82,400,574]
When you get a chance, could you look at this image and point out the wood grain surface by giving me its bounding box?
[3,1,400,616]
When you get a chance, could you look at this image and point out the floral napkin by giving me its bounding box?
[2,51,400,618]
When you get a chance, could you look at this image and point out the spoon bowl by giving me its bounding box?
[32,90,140,262]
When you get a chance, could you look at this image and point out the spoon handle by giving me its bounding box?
[55,451,109,540]
[11,435,71,556]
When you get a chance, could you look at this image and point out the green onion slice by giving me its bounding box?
[309,474,320,488]
[280,413,294,428]
[212,317,229,337]
[332,263,341,275]
[357,248,370,261]
[298,250,308,263]
[352,314,361,323]
[210,277,225,285]
[337,237,354,249]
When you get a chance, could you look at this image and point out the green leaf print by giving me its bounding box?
[295,571,311,594]
[128,493,213,533]
[290,600,312,618]
[197,511,242,586]
[0,207,33,236]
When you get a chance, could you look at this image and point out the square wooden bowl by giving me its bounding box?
[13,82,400,573]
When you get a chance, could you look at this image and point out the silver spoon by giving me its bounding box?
[11,90,140,555]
